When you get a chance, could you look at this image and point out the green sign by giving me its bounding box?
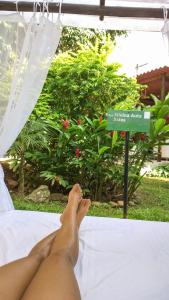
[107,109,151,133]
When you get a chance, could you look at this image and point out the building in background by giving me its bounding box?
[137,66,169,160]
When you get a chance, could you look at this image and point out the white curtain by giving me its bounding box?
[0,13,62,211]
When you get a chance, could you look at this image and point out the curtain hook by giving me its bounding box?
[15,0,19,14]
[46,0,49,19]
[38,1,42,18]
[33,1,36,14]
[58,0,63,20]
[36,2,41,13]
[33,1,38,14]
[161,5,169,55]
[162,6,168,22]
[42,0,45,17]
[33,1,41,22]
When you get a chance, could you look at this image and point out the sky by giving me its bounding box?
[108,31,169,77]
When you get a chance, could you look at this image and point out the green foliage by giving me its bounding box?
[26,115,124,200]
[37,41,141,119]
[22,92,169,201]
[13,178,169,222]
[146,164,169,178]
[8,120,49,194]
[9,38,169,201]
[59,27,126,53]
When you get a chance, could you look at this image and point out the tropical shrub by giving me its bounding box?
[16,93,169,201]
[7,120,49,195]
[9,93,169,201]
[37,40,141,119]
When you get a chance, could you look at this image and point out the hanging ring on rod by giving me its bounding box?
[42,0,49,18]
[42,0,46,17]
[33,1,36,14]
[33,1,42,21]
[36,2,42,14]
[33,0,39,18]
[15,0,19,14]
[46,0,49,18]
[58,0,63,20]
[162,5,168,22]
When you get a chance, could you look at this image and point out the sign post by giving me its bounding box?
[124,131,130,219]
[107,110,150,219]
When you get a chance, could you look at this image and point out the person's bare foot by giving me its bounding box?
[77,199,91,227]
[60,183,83,224]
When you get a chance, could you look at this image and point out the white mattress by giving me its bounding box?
[0,210,169,300]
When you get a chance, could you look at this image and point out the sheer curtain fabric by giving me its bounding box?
[0,13,62,211]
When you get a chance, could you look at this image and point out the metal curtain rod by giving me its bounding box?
[0,1,166,19]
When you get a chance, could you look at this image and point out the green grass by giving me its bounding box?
[13,177,169,222]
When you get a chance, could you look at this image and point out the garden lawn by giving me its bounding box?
[13,177,169,222]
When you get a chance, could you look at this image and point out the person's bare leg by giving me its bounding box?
[0,185,90,300]
[0,219,61,300]
[21,184,91,300]
[0,233,55,300]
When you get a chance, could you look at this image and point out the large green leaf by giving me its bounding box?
[161,124,169,132]
[84,116,94,127]
[99,146,110,155]
[151,94,161,105]
[158,106,169,118]
[164,93,169,105]
[154,118,166,135]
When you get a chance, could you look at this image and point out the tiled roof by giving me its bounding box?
[137,66,169,83]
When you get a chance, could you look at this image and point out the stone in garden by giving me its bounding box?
[110,201,118,208]
[27,185,50,203]
[6,179,18,189]
[50,193,67,202]
[92,201,101,207]
[117,200,124,207]
[129,201,135,206]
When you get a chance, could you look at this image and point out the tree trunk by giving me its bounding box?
[95,174,103,201]
[18,154,25,196]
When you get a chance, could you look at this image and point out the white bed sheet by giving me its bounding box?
[0,210,169,300]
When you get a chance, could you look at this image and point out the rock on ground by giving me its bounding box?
[27,185,50,203]
[117,200,124,207]
[50,193,67,202]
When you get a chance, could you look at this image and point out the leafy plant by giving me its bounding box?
[36,40,141,120]
[59,27,126,53]
[8,120,49,195]
[146,164,169,178]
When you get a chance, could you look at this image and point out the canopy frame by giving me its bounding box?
[0,1,168,19]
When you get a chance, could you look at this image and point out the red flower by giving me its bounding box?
[99,116,103,124]
[139,133,146,141]
[77,119,81,125]
[63,119,69,129]
[110,131,114,137]
[120,131,126,138]
[165,114,169,124]
[75,148,80,158]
